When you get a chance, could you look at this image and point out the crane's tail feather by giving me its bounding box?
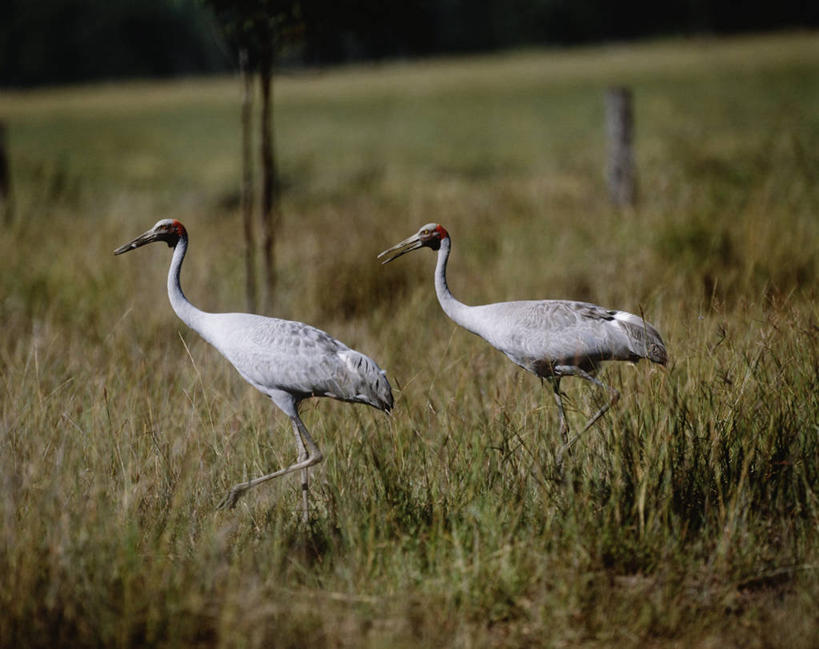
[338,350,395,412]
[614,312,668,365]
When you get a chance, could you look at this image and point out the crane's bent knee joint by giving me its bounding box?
[306,450,324,466]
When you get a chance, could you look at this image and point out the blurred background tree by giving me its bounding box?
[204,0,304,313]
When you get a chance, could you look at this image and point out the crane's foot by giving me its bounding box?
[554,444,569,480]
[555,445,566,469]
[552,419,572,476]
[555,427,584,468]
[216,484,247,510]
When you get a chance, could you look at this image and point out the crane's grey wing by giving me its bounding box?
[471,300,666,375]
[201,314,392,410]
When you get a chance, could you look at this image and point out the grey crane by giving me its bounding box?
[378,223,666,459]
[115,219,393,519]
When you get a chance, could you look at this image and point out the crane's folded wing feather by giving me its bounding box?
[465,300,666,375]
[196,313,393,410]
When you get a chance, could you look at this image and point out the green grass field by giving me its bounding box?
[1,31,818,648]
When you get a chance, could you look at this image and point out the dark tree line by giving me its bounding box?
[0,0,227,87]
[1,0,817,87]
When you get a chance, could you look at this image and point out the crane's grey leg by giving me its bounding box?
[562,369,620,456]
[292,419,310,523]
[217,411,324,512]
[550,377,570,445]
[554,367,620,466]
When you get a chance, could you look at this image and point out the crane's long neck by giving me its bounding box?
[434,237,478,333]
[167,235,208,335]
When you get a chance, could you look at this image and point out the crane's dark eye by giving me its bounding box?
[421,229,429,235]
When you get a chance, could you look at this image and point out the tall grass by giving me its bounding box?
[1,32,818,648]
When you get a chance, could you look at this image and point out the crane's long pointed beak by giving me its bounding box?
[114,230,159,255]
[114,229,159,255]
[377,235,424,264]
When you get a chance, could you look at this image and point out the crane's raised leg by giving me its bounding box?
[554,367,620,467]
[216,394,324,513]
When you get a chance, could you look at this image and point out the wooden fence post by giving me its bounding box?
[605,87,636,207]
[0,121,13,225]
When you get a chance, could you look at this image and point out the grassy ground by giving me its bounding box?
[1,31,818,648]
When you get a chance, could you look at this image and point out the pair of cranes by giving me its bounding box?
[115,219,667,518]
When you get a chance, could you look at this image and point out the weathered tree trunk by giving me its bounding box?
[605,87,637,207]
[239,49,257,313]
[258,45,280,313]
[0,121,13,225]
